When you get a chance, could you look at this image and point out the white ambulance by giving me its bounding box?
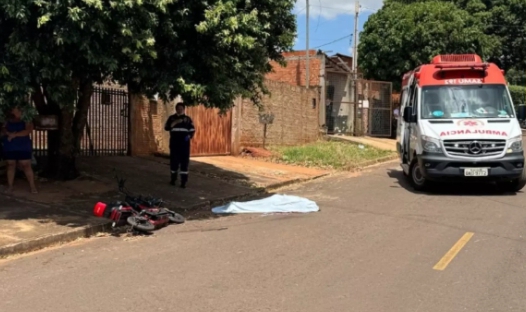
[397,54,526,192]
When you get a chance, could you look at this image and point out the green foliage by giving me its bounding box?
[0,0,296,115]
[508,85,526,106]
[489,0,526,71]
[358,0,526,90]
[358,1,496,90]
[0,0,296,179]
[505,68,526,86]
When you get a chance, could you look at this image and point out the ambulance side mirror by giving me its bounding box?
[403,106,416,123]
[517,104,526,121]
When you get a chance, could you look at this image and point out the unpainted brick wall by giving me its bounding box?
[129,94,177,156]
[130,80,320,156]
[129,94,159,156]
[266,50,321,87]
[237,80,320,148]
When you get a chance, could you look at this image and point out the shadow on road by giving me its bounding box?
[387,169,522,197]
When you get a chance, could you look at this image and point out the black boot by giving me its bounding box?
[180,174,187,188]
[169,172,177,186]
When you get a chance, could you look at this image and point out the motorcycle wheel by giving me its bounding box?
[127,216,155,232]
[168,211,185,224]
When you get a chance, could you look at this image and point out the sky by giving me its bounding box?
[292,0,383,57]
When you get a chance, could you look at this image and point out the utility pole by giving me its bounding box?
[306,0,310,89]
[352,1,359,75]
[352,1,360,136]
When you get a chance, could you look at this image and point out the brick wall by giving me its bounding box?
[266,50,322,87]
[235,80,320,148]
[130,80,320,156]
[129,94,166,156]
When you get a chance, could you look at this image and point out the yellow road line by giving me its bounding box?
[433,232,474,271]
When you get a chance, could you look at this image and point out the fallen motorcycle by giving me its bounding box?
[93,176,185,233]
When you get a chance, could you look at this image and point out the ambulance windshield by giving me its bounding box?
[420,84,514,119]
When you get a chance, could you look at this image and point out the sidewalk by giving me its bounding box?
[328,135,397,151]
[0,199,109,258]
[0,155,328,258]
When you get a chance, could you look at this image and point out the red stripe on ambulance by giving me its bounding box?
[440,129,508,136]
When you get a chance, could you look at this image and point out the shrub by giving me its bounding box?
[509,85,526,105]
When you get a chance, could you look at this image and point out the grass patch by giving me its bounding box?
[269,141,396,170]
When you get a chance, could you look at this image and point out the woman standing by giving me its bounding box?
[1,107,37,193]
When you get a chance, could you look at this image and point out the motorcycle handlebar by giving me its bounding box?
[113,170,164,206]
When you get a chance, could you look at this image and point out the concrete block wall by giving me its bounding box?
[235,80,320,148]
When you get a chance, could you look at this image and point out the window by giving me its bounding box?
[420,84,514,119]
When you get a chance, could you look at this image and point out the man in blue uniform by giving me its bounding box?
[164,102,195,188]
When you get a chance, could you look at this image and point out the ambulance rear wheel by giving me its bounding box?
[409,159,429,192]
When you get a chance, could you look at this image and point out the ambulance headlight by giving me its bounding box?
[422,135,441,153]
[507,136,523,153]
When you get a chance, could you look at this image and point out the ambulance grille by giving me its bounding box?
[443,139,506,157]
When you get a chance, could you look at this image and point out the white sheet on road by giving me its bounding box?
[211,194,320,214]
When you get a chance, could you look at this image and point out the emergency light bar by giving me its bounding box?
[434,63,489,70]
[434,62,490,79]
[431,54,482,64]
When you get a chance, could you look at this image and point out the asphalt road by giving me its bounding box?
[2,162,526,312]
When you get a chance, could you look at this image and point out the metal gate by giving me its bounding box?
[80,87,129,155]
[356,79,393,137]
[32,86,129,156]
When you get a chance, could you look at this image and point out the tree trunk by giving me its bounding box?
[41,109,78,180]
[72,81,93,152]
[56,109,78,180]
[38,80,93,180]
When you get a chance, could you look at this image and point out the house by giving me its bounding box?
[266,50,393,137]
[266,50,356,135]
[29,50,391,160]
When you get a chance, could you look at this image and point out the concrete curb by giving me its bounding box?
[325,135,397,152]
[0,154,391,258]
[346,154,399,171]
[171,172,332,214]
[0,172,330,258]
[0,221,112,259]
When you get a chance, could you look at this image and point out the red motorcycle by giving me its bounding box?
[93,177,185,233]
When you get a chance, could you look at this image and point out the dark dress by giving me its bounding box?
[1,120,32,160]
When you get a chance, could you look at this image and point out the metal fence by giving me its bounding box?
[324,72,393,137]
[32,87,129,157]
[356,80,393,137]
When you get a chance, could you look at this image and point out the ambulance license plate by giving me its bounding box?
[464,168,488,177]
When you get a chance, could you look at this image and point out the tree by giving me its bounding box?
[0,0,296,180]
[487,0,526,71]
[358,1,497,90]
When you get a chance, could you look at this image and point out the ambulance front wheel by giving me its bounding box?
[409,159,430,192]
[499,169,526,193]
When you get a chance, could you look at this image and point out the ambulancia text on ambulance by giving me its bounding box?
[397,54,526,192]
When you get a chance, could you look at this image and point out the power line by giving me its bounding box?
[313,34,353,49]
[305,4,380,13]
[314,0,322,33]
[294,6,307,14]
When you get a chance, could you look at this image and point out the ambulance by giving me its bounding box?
[397,54,526,192]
